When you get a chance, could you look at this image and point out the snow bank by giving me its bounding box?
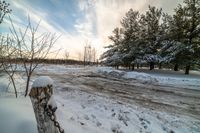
[154,76,200,90]
[123,71,158,83]
[0,98,37,133]
[32,76,53,88]
[0,73,26,96]
[96,67,126,78]
[96,67,158,83]
[96,67,200,90]
[35,64,85,74]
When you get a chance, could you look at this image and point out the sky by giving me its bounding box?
[1,0,183,60]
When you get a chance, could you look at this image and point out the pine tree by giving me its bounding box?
[100,28,123,68]
[139,6,163,70]
[120,9,141,69]
[182,0,200,74]
[167,0,200,74]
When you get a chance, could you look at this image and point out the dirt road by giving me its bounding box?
[36,70,200,120]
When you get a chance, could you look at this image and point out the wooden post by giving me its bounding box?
[29,76,59,133]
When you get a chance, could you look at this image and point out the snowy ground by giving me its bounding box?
[0,65,200,133]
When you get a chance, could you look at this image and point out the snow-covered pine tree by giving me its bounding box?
[181,0,200,74]
[160,4,186,71]
[154,13,172,69]
[165,0,200,74]
[139,6,163,70]
[120,9,141,69]
[100,28,123,68]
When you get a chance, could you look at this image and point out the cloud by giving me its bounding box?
[74,0,184,58]
[94,0,183,48]
[2,0,184,60]
[74,0,96,38]
[3,0,88,59]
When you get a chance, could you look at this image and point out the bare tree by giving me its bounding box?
[10,18,59,96]
[91,47,96,63]
[0,34,18,97]
[0,0,12,24]
[83,40,97,65]
[64,49,69,60]
[83,41,92,65]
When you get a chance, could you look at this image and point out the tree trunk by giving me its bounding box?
[174,64,179,71]
[150,62,154,70]
[185,65,190,75]
[131,64,135,71]
[25,75,31,97]
[159,63,162,69]
[137,64,139,69]
[11,77,17,98]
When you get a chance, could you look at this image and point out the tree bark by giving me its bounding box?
[185,65,190,75]
[174,64,179,71]
[150,62,154,70]
[129,65,131,70]
[137,64,139,69]
[116,65,119,69]
[11,77,17,98]
[131,64,135,71]
[159,63,162,69]
[25,75,31,97]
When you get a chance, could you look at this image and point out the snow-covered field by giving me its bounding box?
[0,65,200,133]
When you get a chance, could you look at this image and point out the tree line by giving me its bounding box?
[100,0,200,74]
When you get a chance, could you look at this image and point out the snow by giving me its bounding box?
[96,67,123,74]
[54,87,199,133]
[123,71,158,83]
[0,65,200,133]
[0,73,26,97]
[47,96,57,110]
[96,67,200,90]
[35,64,85,74]
[32,76,53,88]
[0,98,37,133]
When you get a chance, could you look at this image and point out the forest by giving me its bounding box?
[100,0,200,74]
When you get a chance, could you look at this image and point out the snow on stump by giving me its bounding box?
[29,76,63,133]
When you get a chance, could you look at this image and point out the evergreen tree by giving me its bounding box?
[120,9,141,69]
[182,0,200,74]
[101,1,200,74]
[100,28,123,68]
[166,0,200,74]
[140,6,163,70]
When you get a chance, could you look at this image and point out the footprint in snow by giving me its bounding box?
[96,121,102,127]
[84,114,90,120]
[91,114,96,119]
[118,112,130,126]
[81,105,86,109]
[139,117,151,130]
[111,124,124,133]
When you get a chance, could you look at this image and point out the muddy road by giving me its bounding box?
[36,70,200,120]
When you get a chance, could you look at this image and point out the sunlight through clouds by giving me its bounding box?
[1,0,183,59]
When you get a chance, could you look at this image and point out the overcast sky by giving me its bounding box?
[1,0,183,59]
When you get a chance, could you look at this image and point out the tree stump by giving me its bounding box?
[29,76,59,133]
